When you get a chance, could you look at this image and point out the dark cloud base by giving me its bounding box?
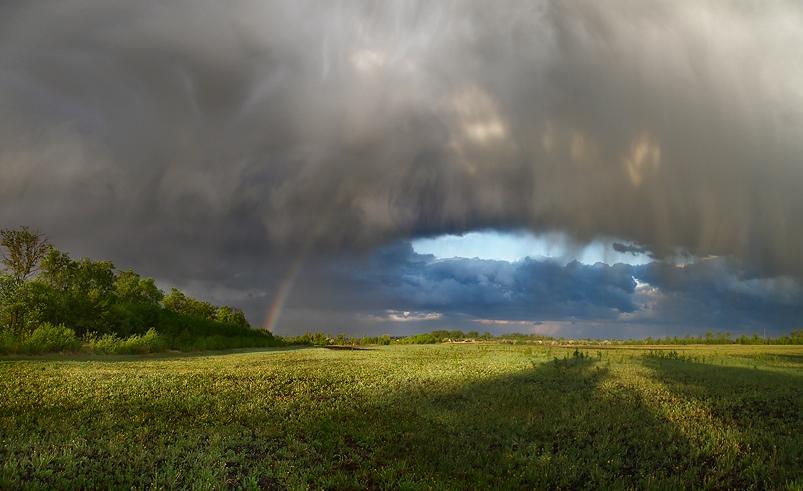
[250,243,803,338]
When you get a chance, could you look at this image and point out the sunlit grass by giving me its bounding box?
[1,344,801,488]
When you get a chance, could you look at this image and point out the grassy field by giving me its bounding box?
[1,344,801,489]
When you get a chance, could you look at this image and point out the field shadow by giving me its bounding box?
[770,353,803,362]
[642,357,803,485]
[6,351,800,489]
[739,352,803,369]
[294,357,718,489]
[642,356,803,418]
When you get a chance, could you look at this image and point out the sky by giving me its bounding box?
[1,1,802,338]
[412,231,654,266]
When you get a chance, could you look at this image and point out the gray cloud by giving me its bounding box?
[612,243,651,257]
[1,1,802,333]
[255,243,803,337]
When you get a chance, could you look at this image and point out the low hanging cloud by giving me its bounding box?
[612,243,652,257]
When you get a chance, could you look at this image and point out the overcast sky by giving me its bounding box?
[1,1,802,337]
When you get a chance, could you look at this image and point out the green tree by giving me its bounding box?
[38,248,116,335]
[162,288,216,320]
[109,270,164,336]
[0,226,50,282]
[115,270,163,305]
[0,280,56,336]
[39,248,77,292]
[215,306,250,329]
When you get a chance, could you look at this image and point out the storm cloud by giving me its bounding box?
[255,243,803,337]
[1,1,802,333]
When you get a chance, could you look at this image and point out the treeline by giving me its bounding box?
[286,330,555,346]
[616,331,803,346]
[288,329,803,347]
[394,330,554,344]
[0,227,281,354]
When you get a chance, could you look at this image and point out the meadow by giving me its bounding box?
[1,344,801,489]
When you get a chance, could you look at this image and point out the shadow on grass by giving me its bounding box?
[741,352,803,369]
[289,358,726,489]
[642,356,803,417]
[642,357,803,486]
[4,353,800,489]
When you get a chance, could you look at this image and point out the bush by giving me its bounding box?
[22,323,80,354]
[394,333,439,345]
[117,328,166,354]
[83,333,123,354]
[0,331,18,355]
[84,328,166,354]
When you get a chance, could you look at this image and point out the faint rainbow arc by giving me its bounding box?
[261,192,357,333]
[262,250,308,332]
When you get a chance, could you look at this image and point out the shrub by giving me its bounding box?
[0,331,18,355]
[394,333,439,345]
[83,333,123,354]
[117,328,166,354]
[22,323,80,354]
[84,328,166,354]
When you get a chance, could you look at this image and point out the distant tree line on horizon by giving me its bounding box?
[285,329,803,347]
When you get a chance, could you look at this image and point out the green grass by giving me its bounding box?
[1,344,801,489]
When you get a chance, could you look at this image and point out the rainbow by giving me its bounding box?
[262,251,307,333]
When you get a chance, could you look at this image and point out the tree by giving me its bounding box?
[37,248,117,335]
[39,248,77,292]
[0,280,56,336]
[215,306,250,329]
[0,226,50,282]
[162,288,215,320]
[115,270,163,305]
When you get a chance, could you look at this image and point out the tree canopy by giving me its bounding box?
[0,226,50,282]
[0,226,260,341]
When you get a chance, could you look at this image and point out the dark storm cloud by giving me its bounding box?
[631,259,803,331]
[2,0,803,277]
[329,243,638,320]
[268,244,803,337]
[612,243,652,257]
